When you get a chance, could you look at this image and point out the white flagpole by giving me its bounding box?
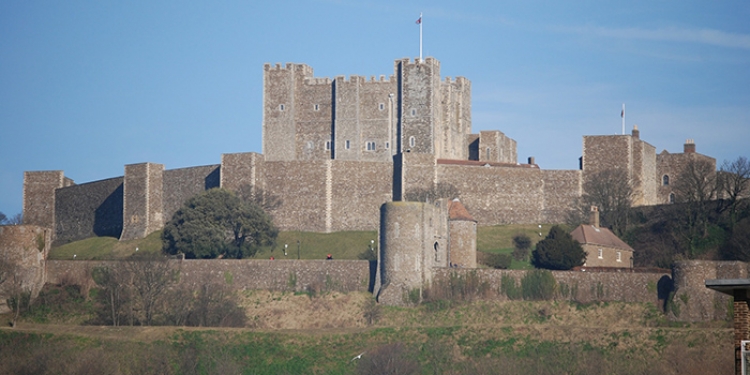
[621,103,625,135]
[419,12,423,61]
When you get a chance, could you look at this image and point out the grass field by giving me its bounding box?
[48,224,568,269]
[0,296,734,375]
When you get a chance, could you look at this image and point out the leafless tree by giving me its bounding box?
[0,258,30,328]
[0,212,22,225]
[573,168,633,235]
[718,156,750,227]
[92,265,131,326]
[126,254,180,325]
[672,157,719,255]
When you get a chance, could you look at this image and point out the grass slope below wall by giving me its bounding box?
[50,224,560,266]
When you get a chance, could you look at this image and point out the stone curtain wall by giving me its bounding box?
[264,160,329,232]
[221,152,265,193]
[330,161,393,231]
[540,169,582,223]
[437,163,545,224]
[45,259,371,293]
[54,178,123,245]
[162,165,220,225]
[0,225,51,313]
[432,268,671,306]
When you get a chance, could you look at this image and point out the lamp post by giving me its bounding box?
[284,244,288,256]
[297,240,300,260]
[370,239,375,258]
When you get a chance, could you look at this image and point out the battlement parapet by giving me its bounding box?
[303,77,332,85]
[264,62,314,76]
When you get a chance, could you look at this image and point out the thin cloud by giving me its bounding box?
[560,25,750,50]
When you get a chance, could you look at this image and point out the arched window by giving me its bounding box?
[663,175,670,186]
[409,136,416,148]
[669,193,675,204]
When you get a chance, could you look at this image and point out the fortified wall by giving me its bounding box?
[0,225,738,322]
[0,225,51,313]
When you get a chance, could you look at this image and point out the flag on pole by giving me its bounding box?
[416,16,422,24]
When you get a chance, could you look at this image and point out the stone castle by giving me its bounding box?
[21,57,716,245]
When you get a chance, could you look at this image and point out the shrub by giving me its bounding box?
[482,252,512,269]
[521,269,557,300]
[501,274,522,300]
[512,234,532,261]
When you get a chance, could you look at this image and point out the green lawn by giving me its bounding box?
[49,224,559,265]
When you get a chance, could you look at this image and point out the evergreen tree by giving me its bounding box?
[162,188,278,259]
[531,225,586,270]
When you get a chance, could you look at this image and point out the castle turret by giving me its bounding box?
[377,200,449,306]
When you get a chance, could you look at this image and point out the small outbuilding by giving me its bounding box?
[570,206,634,268]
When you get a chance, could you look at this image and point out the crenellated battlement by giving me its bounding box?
[263,62,314,76]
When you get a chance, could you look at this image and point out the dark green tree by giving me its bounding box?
[162,188,278,259]
[531,225,586,270]
[512,233,532,261]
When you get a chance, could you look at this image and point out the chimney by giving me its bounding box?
[631,125,640,139]
[590,206,600,228]
[528,156,535,165]
[684,139,696,153]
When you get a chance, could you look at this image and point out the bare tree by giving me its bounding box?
[718,156,750,227]
[126,254,180,326]
[0,212,22,225]
[576,168,633,235]
[91,265,131,326]
[672,157,718,255]
[0,258,30,328]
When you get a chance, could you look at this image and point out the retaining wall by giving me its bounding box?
[45,259,372,293]
[432,268,672,306]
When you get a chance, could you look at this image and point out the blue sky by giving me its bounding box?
[1,1,748,217]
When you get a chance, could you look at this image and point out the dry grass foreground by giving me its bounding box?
[0,291,735,375]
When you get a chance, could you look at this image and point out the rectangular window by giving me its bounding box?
[279,104,285,111]
[379,103,385,111]
[325,141,331,151]
[617,252,622,262]
[385,141,390,149]
[598,249,603,259]
[345,140,350,149]
[314,104,320,111]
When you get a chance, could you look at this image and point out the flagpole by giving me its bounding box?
[419,12,423,61]
[621,103,625,135]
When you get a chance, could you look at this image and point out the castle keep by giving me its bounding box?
[21,57,715,245]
